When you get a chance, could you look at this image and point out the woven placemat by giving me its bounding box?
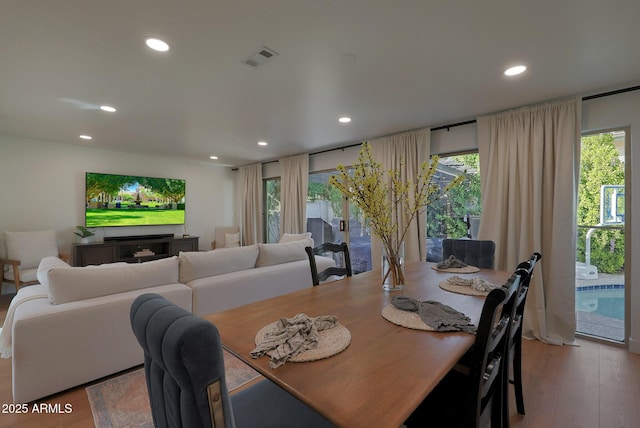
[254,322,351,363]
[439,280,489,296]
[381,304,434,331]
[431,265,480,273]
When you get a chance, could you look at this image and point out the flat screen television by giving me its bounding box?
[85,172,186,227]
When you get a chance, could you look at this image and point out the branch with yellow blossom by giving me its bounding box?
[329,142,463,287]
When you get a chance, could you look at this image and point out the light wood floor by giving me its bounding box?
[1,288,640,428]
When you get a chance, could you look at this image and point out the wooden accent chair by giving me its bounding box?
[1,230,68,291]
[442,239,496,269]
[305,242,352,286]
[130,293,335,428]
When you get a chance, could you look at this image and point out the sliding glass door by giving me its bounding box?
[575,130,628,343]
[306,170,372,274]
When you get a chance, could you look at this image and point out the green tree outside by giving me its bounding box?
[578,133,625,273]
[427,154,481,238]
[86,174,185,205]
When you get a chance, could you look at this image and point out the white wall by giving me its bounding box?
[430,122,477,154]
[263,145,363,179]
[0,134,235,257]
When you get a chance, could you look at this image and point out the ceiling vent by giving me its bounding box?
[244,46,279,68]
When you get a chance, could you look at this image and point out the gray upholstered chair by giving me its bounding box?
[130,293,335,428]
[442,239,496,269]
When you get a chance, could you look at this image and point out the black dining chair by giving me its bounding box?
[503,252,542,420]
[305,242,352,286]
[405,269,526,428]
[442,239,496,269]
[130,293,336,428]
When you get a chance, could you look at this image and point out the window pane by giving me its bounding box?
[576,131,626,342]
[426,153,482,262]
[265,178,280,243]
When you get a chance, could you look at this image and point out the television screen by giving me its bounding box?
[85,172,186,227]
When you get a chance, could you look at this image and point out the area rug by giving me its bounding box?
[86,350,262,428]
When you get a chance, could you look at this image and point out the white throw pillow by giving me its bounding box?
[279,232,312,243]
[179,245,259,283]
[224,232,241,248]
[5,230,59,269]
[256,238,314,268]
[48,257,179,305]
[36,256,70,288]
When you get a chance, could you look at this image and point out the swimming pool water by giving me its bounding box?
[575,284,624,320]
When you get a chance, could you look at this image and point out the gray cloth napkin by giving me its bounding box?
[447,275,498,292]
[251,313,338,368]
[437,255,468,269]
[391,296,476,334]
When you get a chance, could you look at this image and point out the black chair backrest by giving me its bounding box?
[501,252,541,420]
[507,252,541,351]
[305,242,353,286]
[130,293,233,428]
[469,270,524,428]
[442,239,496,269]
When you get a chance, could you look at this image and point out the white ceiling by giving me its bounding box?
[2,1,639,167]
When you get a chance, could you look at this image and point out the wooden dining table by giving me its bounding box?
[205,261,511,428]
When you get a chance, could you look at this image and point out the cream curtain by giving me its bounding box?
[477,97,581,344]
[238,163,263,245]
[369,128,430,268]
[279,154,309,236]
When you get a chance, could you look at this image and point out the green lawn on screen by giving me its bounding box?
[86,209,185,227]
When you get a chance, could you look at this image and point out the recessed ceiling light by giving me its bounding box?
[79,135,93,140]
[504,65,527,76]
[338,116,352,123]
[145,38,170,52]
[258,141,268,146]
[210,155,218,160]
[99,105,117,112]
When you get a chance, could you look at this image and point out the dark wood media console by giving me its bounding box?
[71,235,199,267]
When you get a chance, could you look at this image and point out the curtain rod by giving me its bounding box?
[232,84,640,169]
[430,84,640,132]
[582,84,640,101]
[309,142,363,156]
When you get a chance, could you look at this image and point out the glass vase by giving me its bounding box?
[382,242,405,291]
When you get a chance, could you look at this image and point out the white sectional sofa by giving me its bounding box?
[179,239,334,315]
[3,256,191,404]
[1,237,334,403]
